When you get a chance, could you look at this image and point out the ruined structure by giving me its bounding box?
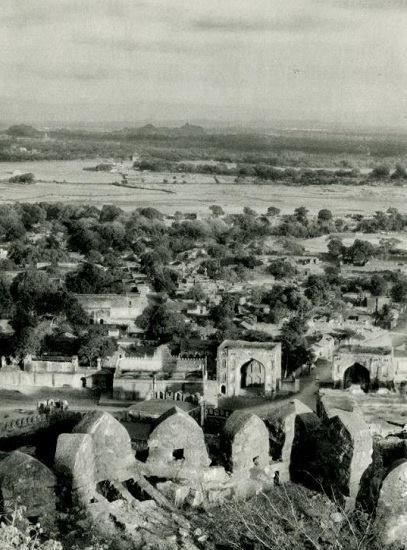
[112,344,206,401]
[266,399,315,481]
[332,343,407,391]
[146,406,210,474]
[0,451,56,528]
[73,410,136,480]
[224,411,269,476]
[318,392,373,509]
[217,340,281,397]
[76,285,150,327]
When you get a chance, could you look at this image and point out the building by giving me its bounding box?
[332,344,407,391]
[76,284,150,328]
[217,340,281,397]
[112,345,206,401]
[0,354,99,393]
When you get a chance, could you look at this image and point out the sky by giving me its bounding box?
[1,0,407,129]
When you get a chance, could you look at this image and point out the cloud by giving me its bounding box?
[321,0,407,10]
[192,13,353,33]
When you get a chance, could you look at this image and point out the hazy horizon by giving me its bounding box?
[2,0,407,131]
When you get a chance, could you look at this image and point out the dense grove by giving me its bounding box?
[0,201,406,373]
[2,125,407,185]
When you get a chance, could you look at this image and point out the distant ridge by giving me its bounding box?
[113,123,206,138]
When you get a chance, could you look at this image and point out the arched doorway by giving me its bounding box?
[343,363,370,392]
[240,359,265,394]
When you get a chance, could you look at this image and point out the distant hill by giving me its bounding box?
[114,123,206,139]
[6,124,44,138]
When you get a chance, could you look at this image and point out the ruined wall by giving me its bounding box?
[113,377,203,401]
[147,407,210,472]
[326,410,373,508]
[0,369,96,392]
[332,349,394,386]
[224,412,269,477]
[73,410,136,481]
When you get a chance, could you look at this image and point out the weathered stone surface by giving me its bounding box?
[147,406,210,470]
[266,399,313,463]
[375,459,407,547]
[54,433,96,492]
[73,410,136,481]
[224,411,269,476]
[327,409,373,508]
[0,451,56,527]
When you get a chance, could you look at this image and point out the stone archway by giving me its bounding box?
[240,358,265,394]
[343,363,370,392]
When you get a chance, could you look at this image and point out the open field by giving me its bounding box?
[1,159,407,215]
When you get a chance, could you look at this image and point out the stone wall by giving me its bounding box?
[0,368,97,392]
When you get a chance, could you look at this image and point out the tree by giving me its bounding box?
[209,205,224,217]
[294,206,308,223]
[243,206,257,217]
[0,276,12,316]
[375,303,394,329]
[280,315,314,374]
[209,294,239,327]
[317,209,332,223]
[370,165,390,179]
[391,279,407,303]
[267,259,297,280]
[346,239,376,266]
[369,274,387,297]
[99,204,123,222]
[327,238,344,259]
[304,275,331,305]
[267,206,281,217]
[65,263,125,294]
[136,300,190,342]
[391,164,407,179]
[78,326,117,367]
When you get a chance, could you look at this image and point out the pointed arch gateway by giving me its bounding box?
[240,358,266,393]
[343,362,370,392]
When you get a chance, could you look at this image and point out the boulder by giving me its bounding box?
[0,451,56,528]
[375,459,407,547]
[73,410,136,481]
